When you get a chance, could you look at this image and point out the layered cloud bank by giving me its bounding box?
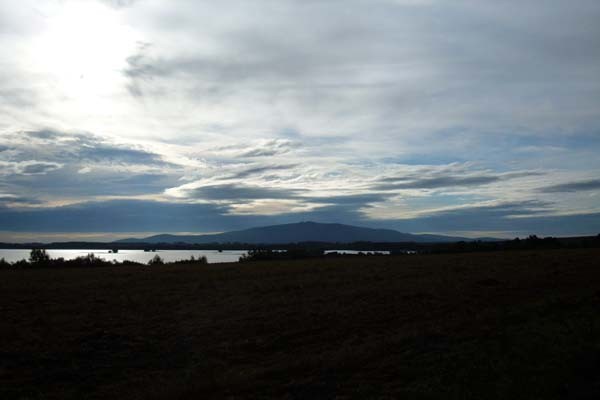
[1,1,600,240]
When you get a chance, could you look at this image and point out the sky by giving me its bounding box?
[1,0,600,241]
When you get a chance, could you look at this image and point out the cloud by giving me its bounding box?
[0,199,359,233]
[166,183,304,201]
[386,200,600,237]
[307,193,389,206]
[211,139,301,158]
[0,160,63,176]
[236,140,301,158]
[25,129,60,140]
[0,2,599,236]
[19,161,63,175]
[374,175,501,190]
[2,129,181,173]
[0,193,39,206]
[100,0,138,9]
[539,179,600,193]
[29,130,172,166]
[413,200,553,219]
[78,143,167,165]
[118,0,600,142]
[0,198,598,238]
[372,168,542,191]
[0,129,185,200]
[226,163,298,179]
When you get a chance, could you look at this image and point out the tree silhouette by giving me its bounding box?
[148,255,164,266]
[29,249,50,265]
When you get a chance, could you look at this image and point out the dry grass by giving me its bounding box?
[1,249,600,399]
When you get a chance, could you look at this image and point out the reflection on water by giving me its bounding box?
[0,249,396,265]
[0,249,247,264]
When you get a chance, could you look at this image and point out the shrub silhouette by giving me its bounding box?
[67,253,111,268]
[148,255,164,266]
[239,248,323,262]
[29,249,50,265]
[169,255,208,265]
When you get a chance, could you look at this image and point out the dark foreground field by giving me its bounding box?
[1,249,599,399]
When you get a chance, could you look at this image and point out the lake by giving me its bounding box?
[0,249,395,265]
[0,249,248,264]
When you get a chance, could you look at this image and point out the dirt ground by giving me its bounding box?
[1,249,599,399]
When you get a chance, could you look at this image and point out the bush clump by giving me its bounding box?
[0,258,10,269]
[169,255,208,265]
[239,248,323,262]
[29,249,50,265]
[65,253,112,268]
[148,255,164,266]
[0,251,211,269]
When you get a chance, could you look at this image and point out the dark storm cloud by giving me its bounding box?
[539,179,600,193]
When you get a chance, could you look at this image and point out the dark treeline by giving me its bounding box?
[419,234,600,254]
[247,234,600,255]
[240,248,326,262]
[1,234,599,252]
[1,235,600,267]
[240,248,396,262]
[238,234,600,262]
[0,249,208,269]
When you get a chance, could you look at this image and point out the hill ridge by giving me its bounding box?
[115,221,474,244]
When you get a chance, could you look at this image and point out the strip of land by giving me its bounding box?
[1,249,599,399]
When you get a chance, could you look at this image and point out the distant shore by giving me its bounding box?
[1,234,599,253]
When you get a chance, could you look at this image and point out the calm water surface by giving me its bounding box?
[0,249,247,264]
[0,249,394,264]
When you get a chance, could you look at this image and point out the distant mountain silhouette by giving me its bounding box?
[115,221,479,244]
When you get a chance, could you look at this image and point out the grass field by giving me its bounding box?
[1,249,599,399]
